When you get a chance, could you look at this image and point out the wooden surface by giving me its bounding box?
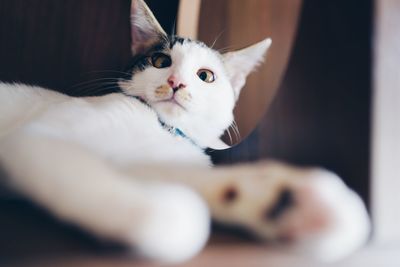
[7,238,400,267]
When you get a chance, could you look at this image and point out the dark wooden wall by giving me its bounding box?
[0,0,178,95]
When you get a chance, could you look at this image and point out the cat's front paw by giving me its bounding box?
[125,183,210,263]
[268,168,371,262]
[211,162,370,262]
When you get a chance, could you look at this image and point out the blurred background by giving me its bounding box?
[0,0,376,266]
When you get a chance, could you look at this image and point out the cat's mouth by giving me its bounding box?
[157,97,187,110]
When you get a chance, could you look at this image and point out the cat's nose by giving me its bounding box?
[168,75,186,92]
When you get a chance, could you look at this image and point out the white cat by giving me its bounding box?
[0,0,370,264]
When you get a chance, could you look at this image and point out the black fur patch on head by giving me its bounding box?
[170,35,207,48]
[123,38,169,78]
[170,35,186,47]
[123,35,207,80]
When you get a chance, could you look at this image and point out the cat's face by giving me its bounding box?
[121,37,238,148]
[120,0,271,149]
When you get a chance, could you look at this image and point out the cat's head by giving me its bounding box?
[120,0,271,149]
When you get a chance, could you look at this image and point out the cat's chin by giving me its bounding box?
[154,100,187,117]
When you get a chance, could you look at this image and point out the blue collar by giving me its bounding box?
[158,119,187,139]
[131,96,199,147]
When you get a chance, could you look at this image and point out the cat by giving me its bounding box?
[0,0,370,264]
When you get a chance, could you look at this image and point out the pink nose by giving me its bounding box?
[168,75,186,91]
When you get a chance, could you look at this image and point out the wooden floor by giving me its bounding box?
[1,194,399,267]
[7,241,400,267]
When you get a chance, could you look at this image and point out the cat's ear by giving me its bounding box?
[130,0,167,55]
[223,38,272,101]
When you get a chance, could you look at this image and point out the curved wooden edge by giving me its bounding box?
[177,0,201,39]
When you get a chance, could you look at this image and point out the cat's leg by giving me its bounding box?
[127,161,370,262]
[0,132,209,263]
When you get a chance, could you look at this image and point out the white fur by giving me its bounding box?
[0,54,370,264]
[0,84,371,262]
[223,38,272,100]
[0,84,212,263]
[289,169,371,261]
[124,162,371,262]
[122,40,241,149]
[0,0,370,263]
[0,30,270,263]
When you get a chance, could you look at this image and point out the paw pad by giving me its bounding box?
[222,186,239,204]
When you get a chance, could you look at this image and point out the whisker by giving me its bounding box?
[75,81,119,90]
[227,120,240,143]
[232,120,240,135]
[210,30,225,49]
[217,45,236,54]
[226,126,233,145]
[72,82,118,93]
[125,85,147,94]
[79,86,122,96]
[171,18,177,37]
[71,83,121,96]
[83,70,133,76]
[70,78,121,89]
[232,120,241,141]
[231,125,239,143]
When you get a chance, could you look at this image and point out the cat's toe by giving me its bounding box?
[271,170,371,261]
[263,188,295,222]
[127,183,210,264]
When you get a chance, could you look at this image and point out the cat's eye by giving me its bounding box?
[197,69,215,83]
[150,53,172,69]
